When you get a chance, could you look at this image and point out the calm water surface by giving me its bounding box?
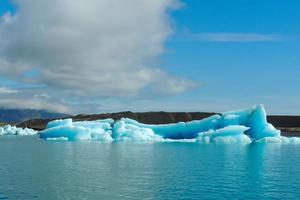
[0,136,300,200]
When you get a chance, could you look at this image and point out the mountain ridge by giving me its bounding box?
[0,108,69,123]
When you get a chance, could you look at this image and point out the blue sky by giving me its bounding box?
[161,0,300,114]
[0,0,300,114]
[0,0,14,14]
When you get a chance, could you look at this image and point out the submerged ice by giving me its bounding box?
[38,104,299,144]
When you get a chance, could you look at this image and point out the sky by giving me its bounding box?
[0,0,300,114]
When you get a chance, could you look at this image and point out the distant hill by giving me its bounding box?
[17,111,217,130]
[0,108,69,123]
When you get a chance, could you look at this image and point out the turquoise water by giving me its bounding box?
[1,136,300,200]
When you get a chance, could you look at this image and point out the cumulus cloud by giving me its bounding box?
[0,0,195,99]
[0,87,70,113]
[0,97,70,113]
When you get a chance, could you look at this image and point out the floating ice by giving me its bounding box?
[196,125,252,144]
[221,105,280,139]
[38,105,299,144]
[120,105,280,143]
[112,120,164,142]
[40,119,113,142]
[255,136,300,144]
[122,115,221,139]
[0,125,37,136]
[46,118,72,129]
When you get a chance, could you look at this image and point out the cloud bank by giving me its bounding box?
[0,0,196,112]
[0,86,18,94]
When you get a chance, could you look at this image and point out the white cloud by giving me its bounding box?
[33,93,50,99]
[0,97,70,113]
[0,87,18,94]
[187,32,282,42]
[0,0,195,99]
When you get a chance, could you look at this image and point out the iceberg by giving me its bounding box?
[255,136,300,144]
[121,105,280,142]
[222,105,280,139]
[112,120,164,142]
[38,104,299,144]
[46,118,73,129]
[0,125,37,136]
[121,115,221,139]
[40,118,113,142]
[196,125,252,144]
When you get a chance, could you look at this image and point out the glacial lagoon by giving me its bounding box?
[1,136,300,199]
[1,105,300,199]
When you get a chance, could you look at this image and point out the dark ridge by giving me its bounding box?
[72,111,216,124]
[0,108,69,123]
[17,119,51,131]
[17,111,216,130]
[267,116,300,127]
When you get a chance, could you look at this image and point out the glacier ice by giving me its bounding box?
[122,115,221,139]
[40,119,113,142]
[255,136,300,144]
[112,120,164,142]
[46,118,73,129]
[0,125,37,136]
[196,125,252,144]
[221,105,280,139]
[37,104,299,144]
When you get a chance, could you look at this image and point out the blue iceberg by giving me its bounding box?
[121,115,221,139]
[39,104,299,144]
[40,119,114,142]
[120,105,280,141]
[112,120,164,142]
[222,105,280,139]
[196,125,252,144]
[0,125,37,136]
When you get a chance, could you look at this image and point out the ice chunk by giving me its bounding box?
[0,125,37,136]
[113,120,163,142]
[46,118,72,129]
[122,114,221,139]
[73,120,113,131]
[121,105,280,141]
[196,125,252,144]
[221,105,280,139]
[255,136,300,144]
[40,119,113,142]
[221,114,240,126]
[38,104,298,144]
[222,106,255,125]
[287,137,300,144]
[244,105,280,139]
[255,137,282,143]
